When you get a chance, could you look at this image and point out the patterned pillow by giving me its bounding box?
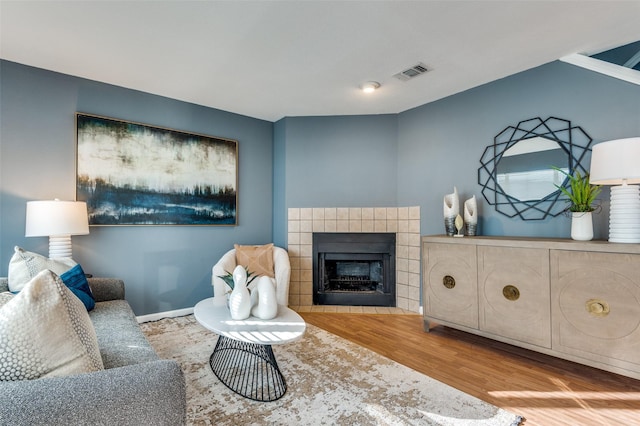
[234,243,275,278]
[8,246,95,310]
[8,246,76,292]
[0,269,104,381]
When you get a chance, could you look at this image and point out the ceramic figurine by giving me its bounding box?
[228,265,251,320]
[464,195,478,236]
[251,276,278,320]
[454,214,464,237]
[443,186,460,236]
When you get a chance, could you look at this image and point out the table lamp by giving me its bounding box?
[25,200,90,258]
[589,137,640,243]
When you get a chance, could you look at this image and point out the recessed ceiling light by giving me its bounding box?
[361,81,380,93]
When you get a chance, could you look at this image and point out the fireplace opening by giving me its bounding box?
[313,233,395,306]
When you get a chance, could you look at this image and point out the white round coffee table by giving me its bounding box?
[193,297,306,401]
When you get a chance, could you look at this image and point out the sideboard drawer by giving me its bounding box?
[551,250,640,374]
[478,246,551,348]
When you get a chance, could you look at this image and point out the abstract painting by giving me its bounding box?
[76,113,237,226]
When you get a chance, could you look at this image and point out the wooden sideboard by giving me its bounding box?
[422,235,640,380]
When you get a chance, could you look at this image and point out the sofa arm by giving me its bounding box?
[0,360,186,426]
[211,248,237,295]
[88,278,125,302]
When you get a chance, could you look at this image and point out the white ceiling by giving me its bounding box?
[1,1,639,122]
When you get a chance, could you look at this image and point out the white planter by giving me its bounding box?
[228,265,252,320]
[571,212,593,241]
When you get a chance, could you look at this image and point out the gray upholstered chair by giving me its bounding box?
[211,245,290,306]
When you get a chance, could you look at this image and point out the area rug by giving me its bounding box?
[141,315,523,426]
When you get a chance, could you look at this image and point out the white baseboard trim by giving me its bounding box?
[136,307,194,324]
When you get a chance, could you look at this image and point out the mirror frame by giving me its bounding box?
[478,117,593,220]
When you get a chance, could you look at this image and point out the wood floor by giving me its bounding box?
[299,312,640,426]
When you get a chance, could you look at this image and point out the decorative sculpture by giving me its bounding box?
[443,187,460,236]
[251,276,278,320]
[464,195,478,236]
[228,265,251,320]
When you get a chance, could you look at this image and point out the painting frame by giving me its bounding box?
[76,113,238,226]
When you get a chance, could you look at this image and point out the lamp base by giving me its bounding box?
[49,235,73,259]
[608,185,640,243]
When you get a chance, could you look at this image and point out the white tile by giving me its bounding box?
[288,220,300,232]
[336,208,349,220]
[336,220,349,232]
[349,220,362,232]
[396,258,409,272]
[397,232,409,246]
[396,284,409,298]
[361,220,374,232]
[362,208,374,220]
[325,220,337,232]
[288,208,300,220]
[288,232,300,245]
[313,220,325,232]
[409,259,420,274]
[300,257,313,270]
[386,220,398,232]
[349,208,362,220]
[409,245,421,260]
[409,206,420,220]
[300,245,313,257]
[300,220,313,232]
[374,220,387,232]
[386,208,398,220]
[396,245,408,259]
[409,219,421,233]
[374,208,387,220]
[300,232,313,245]
[409,233,421,246]
[398,220,409,232]
[288,244,301,257]
[313,208,325,220]
[396,270,409,285]
[408,271,421,287]
[398,207,409,220]
[300,208,313,220]
[324,208,337,220]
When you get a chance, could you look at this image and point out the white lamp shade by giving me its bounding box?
[25,200,90,237]
[590,137,640,185]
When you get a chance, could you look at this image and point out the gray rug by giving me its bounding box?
[141,315,523,426]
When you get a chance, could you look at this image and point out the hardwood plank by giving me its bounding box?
[300,312,640,426]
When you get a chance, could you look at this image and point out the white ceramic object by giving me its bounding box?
[228,265,251,320]
[443,187,460,236]
[251,276,278,320]
[464,195,478,236]
[571,212,594,241]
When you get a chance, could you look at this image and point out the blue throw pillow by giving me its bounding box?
[60,264,95,311]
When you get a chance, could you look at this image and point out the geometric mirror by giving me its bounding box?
[478,117,593,220]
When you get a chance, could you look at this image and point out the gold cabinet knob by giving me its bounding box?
[586,299,610,317]
[502,285,520,301]
[443,275,456,289]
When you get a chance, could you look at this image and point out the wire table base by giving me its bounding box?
[208,336,287,402]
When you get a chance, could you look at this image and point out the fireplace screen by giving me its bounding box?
[313,233,395,306]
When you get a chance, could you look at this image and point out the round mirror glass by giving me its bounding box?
[496,137,569,201]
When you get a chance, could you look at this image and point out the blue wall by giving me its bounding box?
[2,59,639,315]
[0,60,274,315]
[397,61,640,239]
[273,61,640,243]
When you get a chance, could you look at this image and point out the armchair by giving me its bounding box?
[212,245,291,306]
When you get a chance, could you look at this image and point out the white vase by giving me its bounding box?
[251,276,278,320]
[443,187,460,236]
[571,212,593,241]
[228,265,251,320]
[464,195,478,236]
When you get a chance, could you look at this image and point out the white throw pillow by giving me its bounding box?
[0,269,104,381]
[8,246,77,292]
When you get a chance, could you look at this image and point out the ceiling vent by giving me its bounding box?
[394,63,429,81]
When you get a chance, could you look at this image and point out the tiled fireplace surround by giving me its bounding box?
[287,206,421,313]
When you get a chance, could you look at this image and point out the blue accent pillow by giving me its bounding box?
[60,264,95,311]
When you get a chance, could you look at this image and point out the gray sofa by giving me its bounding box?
[0,277,186,426]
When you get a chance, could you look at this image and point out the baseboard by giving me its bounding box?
[136,307,194,323]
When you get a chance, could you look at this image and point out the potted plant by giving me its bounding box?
[553,167,602,241]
